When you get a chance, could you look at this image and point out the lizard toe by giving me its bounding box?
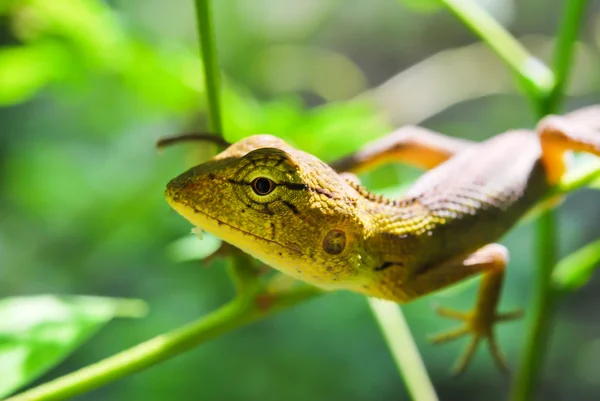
[487,332,509,374]
[429,304,521,374]
[433,304,471,321]
[429,325,470,344]
[452,336,482,376]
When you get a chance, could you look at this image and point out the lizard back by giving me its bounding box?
[369,130,551,270]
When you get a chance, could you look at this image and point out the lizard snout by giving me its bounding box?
[165,168,200,200]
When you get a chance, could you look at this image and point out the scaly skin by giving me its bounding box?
[165,135,379,292]
[164,105,600,373]
[165,131,548,298]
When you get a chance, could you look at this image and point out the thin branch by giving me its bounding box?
[9,128,598,401]
[440,0,555,102]
[5,286,323,401]
[194,0,223,135]
[368,299,439,401]
[156,132,231,150]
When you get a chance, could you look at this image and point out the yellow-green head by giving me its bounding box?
[165,135,372,290]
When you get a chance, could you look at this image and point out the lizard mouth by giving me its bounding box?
[167,198,303,258]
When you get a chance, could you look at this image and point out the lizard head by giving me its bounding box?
[165,134,372,289]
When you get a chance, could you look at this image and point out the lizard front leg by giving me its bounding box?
[375,243,520,375]
[329,125,474,173]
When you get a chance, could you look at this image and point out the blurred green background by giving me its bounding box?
[1,0,600,400]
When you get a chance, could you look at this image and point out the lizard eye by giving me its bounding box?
[251,177,275,196]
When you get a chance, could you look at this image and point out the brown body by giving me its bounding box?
[165,105,600,373]
[361,130,550,300]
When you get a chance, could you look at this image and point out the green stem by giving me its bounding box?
[557,160,600,194]
[440,0,555,100]
[5,286,322,401]
[11,3,595,400]
[368,299,439,401]
[194,0,223,135]
[511,2,588,400]
[195,0,255,291]
[12,161,598,401]
[511,212,558,401]
[541,0,589,114]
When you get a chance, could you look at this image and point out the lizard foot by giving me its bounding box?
[429,305,522,375]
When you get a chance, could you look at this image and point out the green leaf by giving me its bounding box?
[552,239,600,292]
[221,85,306,141]
[166,232,223,262]
[0,295,147,398]
[397,0,443,12]
[221,85,390,160]
[22,0,128,68]
[0,43,68,105]
[292,100,390,160]
[588,164,600,190]
[121,42,203,112]
[522,158,600,224]
[559,156,600,192]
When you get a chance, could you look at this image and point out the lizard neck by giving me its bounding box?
[343,177,427,228]
[344,178,434,268]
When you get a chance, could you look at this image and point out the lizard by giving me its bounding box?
[162,105,600,374]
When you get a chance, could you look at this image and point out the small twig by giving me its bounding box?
[156,132,231,150]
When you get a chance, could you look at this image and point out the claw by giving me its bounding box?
[430,305,521,375]
[453,337,481,376]
[487,333,509,374]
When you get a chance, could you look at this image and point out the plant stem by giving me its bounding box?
[194,0,223,135]
[5,286,322,401]
[440,0,555,99]
[12,2,596,399]
[195,0,257,290]
[510,2,588,400]
[541,0,589,114]
[511,211,557,401]
[10,163,598,401]
[368,299,439,401]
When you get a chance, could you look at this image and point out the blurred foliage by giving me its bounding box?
[0,296,146,398]
[553,238,600,293]
[167,231,222,263]
[0,0,599,400]
[398,0,444,13]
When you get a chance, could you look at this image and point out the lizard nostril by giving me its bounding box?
[167,168,198,192]
[167,177,190,191]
